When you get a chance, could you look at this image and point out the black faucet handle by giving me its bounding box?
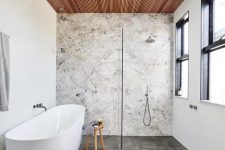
[36,103,43,107]
[33,103,43,108]
[33,103,47,111]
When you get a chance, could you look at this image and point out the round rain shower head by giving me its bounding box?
[146,38,155,43]
[146,33,156,43]
[146,35,155,43]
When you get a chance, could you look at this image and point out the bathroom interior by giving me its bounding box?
[0,0,225,150]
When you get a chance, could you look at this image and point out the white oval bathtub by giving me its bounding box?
[5,104,85,150]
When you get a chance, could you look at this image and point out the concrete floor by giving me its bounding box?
[80,136,187,150]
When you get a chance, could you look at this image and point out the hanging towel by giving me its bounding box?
[0,32,10,111]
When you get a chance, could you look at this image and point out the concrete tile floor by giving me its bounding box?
[80,136,187,150]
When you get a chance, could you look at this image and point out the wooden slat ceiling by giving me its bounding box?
[47,0,183,13]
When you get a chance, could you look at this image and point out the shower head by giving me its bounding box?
[145,34,155,43]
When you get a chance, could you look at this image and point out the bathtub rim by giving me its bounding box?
[5,104,85,142]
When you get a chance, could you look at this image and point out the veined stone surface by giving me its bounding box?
[57,13,173,136]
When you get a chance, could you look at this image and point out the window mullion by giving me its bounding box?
[177,54,189,62]
[203,39,225,53]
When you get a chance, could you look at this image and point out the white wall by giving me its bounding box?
[173,0,225,149]
[0,0,56,149]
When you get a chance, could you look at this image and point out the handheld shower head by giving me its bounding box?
[145,86,148,96]
[143,85,151,126]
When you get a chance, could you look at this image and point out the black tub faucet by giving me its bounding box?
[33,103,47,111]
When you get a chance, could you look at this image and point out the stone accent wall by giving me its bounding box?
[57,13,173,136]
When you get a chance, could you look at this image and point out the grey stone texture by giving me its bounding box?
[57,13,173,136]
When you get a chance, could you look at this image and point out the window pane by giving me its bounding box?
[180,60,188,98]
[209,47,225,104]
[214,0,225,41]
[183,22,189,54]
[176,27,182,57]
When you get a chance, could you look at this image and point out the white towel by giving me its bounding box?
[0,32,10,111]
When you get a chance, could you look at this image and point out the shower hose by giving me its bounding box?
[143,86,151,126]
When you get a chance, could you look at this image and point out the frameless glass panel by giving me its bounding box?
[123,15,173,147]
[180,60,188,98]
[214,0,225,41]
[183,22,189,54]
[209,47,225,104]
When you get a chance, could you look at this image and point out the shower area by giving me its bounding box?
[56,13,179,149]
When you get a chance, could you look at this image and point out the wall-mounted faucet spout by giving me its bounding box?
[33,103,47,111]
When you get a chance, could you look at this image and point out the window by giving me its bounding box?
[201,0,225,103]
[175,12,189,98]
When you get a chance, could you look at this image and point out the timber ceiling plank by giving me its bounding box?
[47,0,183,13]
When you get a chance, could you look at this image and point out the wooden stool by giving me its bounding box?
[85,121,105,150]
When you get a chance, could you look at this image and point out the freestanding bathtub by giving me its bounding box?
[5,104,85,150]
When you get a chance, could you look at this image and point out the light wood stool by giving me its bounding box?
[85,121,105,150]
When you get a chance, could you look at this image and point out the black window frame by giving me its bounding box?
[175,12,189,97]
[201,0,225,100]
